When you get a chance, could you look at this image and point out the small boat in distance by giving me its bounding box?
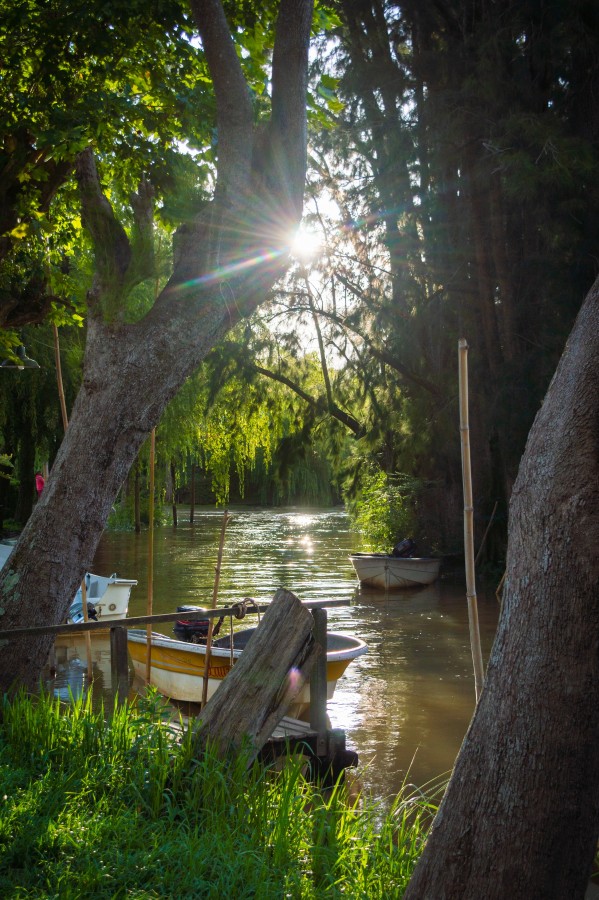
[127,625,367,717]
[349,552,441,590]
[1,542,137,624]
[67,572,138,624]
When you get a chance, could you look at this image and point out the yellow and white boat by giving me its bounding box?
[127,626,367,715]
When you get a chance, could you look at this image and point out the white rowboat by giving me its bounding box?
[349,552,441,590]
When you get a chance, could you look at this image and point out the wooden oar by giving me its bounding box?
[458,338,485,701]
[201,508,231,708]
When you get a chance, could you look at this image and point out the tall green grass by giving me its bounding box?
[0,690,437,898]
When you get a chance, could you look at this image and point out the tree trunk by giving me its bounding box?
[404,279,599,899]
[0,0,314,694]
[192,588,317,760]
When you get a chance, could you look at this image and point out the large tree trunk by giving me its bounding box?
[404,280,599,898]
[0,0,314,694]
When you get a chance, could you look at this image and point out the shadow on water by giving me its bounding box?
[42,506,500,804]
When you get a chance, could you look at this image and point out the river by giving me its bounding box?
[46,506,500,804]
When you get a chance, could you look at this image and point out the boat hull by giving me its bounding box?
[127,627,367,716]
[349,553,440,590]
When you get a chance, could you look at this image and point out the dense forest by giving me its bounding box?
[1,0,598,564]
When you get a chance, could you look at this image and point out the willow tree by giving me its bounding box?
[0,0,314,692]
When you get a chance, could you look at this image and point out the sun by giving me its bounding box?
[290,226,323,264]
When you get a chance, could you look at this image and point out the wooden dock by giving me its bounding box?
[260,715,359,786]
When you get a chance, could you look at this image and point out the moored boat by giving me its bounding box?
[349,552,441,590]
[1,542,137,622]
[67,572,138,624]
[127,625,367,716]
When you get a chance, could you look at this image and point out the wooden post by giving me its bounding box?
[190,463,195,524]
[110,625,129,704]
[170,459,177,528]
[201,508,231,707]
[458,339,485,701]
[134,464,141,533]
[193,589,318,761]
[81,577,93,680]
[145,428,156,685]
[309,607,328,756]
[53,324,93,680]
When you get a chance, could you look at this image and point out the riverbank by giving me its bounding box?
[0,690,436,897]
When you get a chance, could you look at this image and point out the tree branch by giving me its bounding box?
[127,179,156,292]
[75,148,131,319]
[267,0,314,223]
[253,363,365,437]
[315,304,443,399]
[188,0,254,196]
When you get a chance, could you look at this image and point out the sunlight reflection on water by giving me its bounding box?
[44,506,499,804]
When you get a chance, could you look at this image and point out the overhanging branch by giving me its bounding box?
[189,0,254,195]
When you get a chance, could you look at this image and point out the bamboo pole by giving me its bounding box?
[53,324,93,676]
[53,325,69,433]
[145,429,156,685]
[458,339,485,701]
[201,508,231,708]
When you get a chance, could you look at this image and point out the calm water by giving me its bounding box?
[47,507,500,803]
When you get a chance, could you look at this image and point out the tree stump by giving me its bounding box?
[192,588,319,761]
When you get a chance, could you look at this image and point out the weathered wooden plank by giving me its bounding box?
[192,588,317,760]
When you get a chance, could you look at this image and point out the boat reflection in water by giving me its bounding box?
[44,634,133,704]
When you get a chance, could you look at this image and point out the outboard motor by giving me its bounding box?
[174,606,223,643]
[392,538,417,558]
[86,602,99,621]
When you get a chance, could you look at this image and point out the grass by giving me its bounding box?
[0,690,438,898]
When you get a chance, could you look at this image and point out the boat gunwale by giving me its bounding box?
[127,627,368,662]
[349,552,440,563]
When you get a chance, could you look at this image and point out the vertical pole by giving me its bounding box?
[53,325,69,433]
[458,339,485,701]
[110,625,129,705]
[145,428,155,685]
[201,509,230,708]
[170,459,177,527]
[54,323,93,679]
[310,607,328,756]
[190,463,196,524]
[81,578,93,680]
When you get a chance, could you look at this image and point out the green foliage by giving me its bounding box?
[346,466,421,552]
[0,690,435,897]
